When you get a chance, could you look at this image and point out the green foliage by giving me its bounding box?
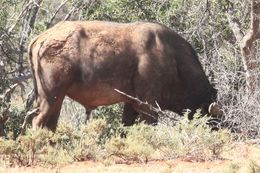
[91,104,124,140]
[4,108,26,139]
[82,0,183,24]
[0,119,108,166]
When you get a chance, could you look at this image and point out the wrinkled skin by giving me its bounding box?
[28,21,217,131]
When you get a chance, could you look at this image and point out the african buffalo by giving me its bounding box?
[28,21,219,131]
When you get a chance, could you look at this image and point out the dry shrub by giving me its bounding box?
[222,160,260,173]
[105,123,155,163]
[210,41,260,139]
[71,118,108,161]
[0,128,53,166]
[0,111,231,167]
[156,111,231,161]
[105,111,231,163]
[0,119,108,166]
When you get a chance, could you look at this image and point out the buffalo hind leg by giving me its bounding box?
[45,95,65,131]
[32,93,65,132]
[32,86,65,131]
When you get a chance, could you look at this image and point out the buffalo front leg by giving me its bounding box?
[122,103,138,126]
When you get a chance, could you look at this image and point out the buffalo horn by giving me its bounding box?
[208,102,223,117]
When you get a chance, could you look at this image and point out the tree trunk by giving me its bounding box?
[227,0,260,94]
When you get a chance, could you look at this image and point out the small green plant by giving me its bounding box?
[244,160,260,173]
[1,107,26,139]
[105,123,155,163]
[71,118,108,161]
[223,162,241,173]
[91,104,124,140]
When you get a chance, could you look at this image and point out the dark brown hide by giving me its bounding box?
[28,21,217,131]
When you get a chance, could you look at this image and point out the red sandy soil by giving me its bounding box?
[1,142,260,173]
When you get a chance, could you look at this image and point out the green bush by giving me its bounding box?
[0,119,108,166]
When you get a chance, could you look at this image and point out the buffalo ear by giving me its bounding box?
[208,102,223,117]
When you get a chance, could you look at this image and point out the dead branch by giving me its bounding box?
[20,108,39,135]
[114,89,179,121]
[63,0,97,21]
[0,83,20,101]
[63,6,76,21]
[17,0,43,77]
[114,89,160,114]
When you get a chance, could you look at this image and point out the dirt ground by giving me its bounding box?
[1,142,260,173]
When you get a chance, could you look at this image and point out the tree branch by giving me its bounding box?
[10,73,32,84]
[46,0,69,29]
[17,0,43,76]
[6,1,34,35]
